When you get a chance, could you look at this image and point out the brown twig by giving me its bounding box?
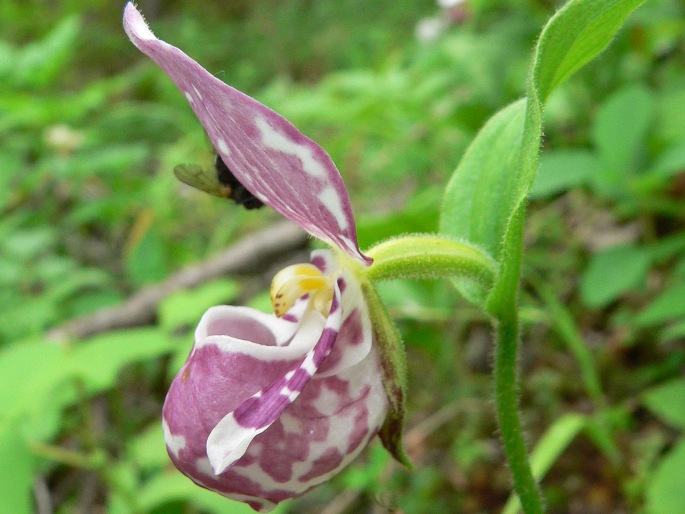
[33,475,53,514]
[47,221,309,342]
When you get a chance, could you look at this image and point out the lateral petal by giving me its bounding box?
[206,282,344,474]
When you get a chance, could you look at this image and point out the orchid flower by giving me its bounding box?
[123,3,499,510]
[123,3,395,511]
[161,250,387,512]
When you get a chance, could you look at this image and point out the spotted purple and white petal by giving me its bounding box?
[310,250,373,377]
[206,281,343,474]
[123,3,369,264]
[162,251,387,512]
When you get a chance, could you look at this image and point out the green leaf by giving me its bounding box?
[655,89,685,145]
[439,100,525,302]
[646,439,685,514]
[2,227,56,261]
[644,233,685,264]
[635,283,685,327]
[642,378,685,430]
[519,0,647,201]
[0,339,61,424]
[646,141,685,179]
[125,226,169,286]
[580,244,651,308]
[127,423,168,471]
[534,280,603,402]
[442,0,646,312]
[0,424,35,514]
[9,15,80,89]
[137,471,267,514]
[105,462,140,514]
[533,0,647,104]
[357,189,440,251]
[662,321,685,343]
[0,330,174,435]
[501,0,645,307]
[502,414,588,514]
[440,100,524,259]
[158,279,240,333]
[592,85,655,173]
[530,150,602,199]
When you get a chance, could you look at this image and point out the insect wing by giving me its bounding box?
[173,164,230,198]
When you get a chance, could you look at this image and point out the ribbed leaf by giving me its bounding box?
[440,0,646,312]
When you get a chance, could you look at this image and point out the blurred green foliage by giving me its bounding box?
[0,0,684,512]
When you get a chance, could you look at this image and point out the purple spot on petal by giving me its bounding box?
[290,376,351,418]
[298,447,344,482]
[328,293,340,315]
[255,418,311,482]
[340,308,364,346]
[310,255,327,272]
[246,501,265,512]
[234,451,257,467]
[347,391,372,453]
[207,317,277,346]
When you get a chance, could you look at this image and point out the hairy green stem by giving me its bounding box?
[364,235,497,286]
[494,307,544,514]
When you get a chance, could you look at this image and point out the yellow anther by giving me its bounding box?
[270,263,334,317]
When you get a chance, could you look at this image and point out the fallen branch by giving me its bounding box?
[47,221,309,342]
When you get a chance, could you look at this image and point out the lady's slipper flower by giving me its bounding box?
[123,3,402,511]
[123,2,370,265]
[162,250,388,511]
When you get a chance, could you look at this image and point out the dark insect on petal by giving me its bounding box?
[173,155,264,210]
[214,154,264,210]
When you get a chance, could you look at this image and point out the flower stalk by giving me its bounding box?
[494,307,544,514]
[365,235,496,286]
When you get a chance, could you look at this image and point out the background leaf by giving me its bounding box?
[642,378,685,431]
[158,279,240,333]
[635,283,685,327]
[592,85,655,173]
[580,244,651,308]
[502,414,588,514]
[0,425,34,514]
[645,439,685,514]
[530,150,601,199]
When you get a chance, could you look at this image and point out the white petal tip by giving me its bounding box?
[207,417,258,475]
[207,443,240,475]
[209,457,230,476]
[207,440,239,475]
[123,2,156,42]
